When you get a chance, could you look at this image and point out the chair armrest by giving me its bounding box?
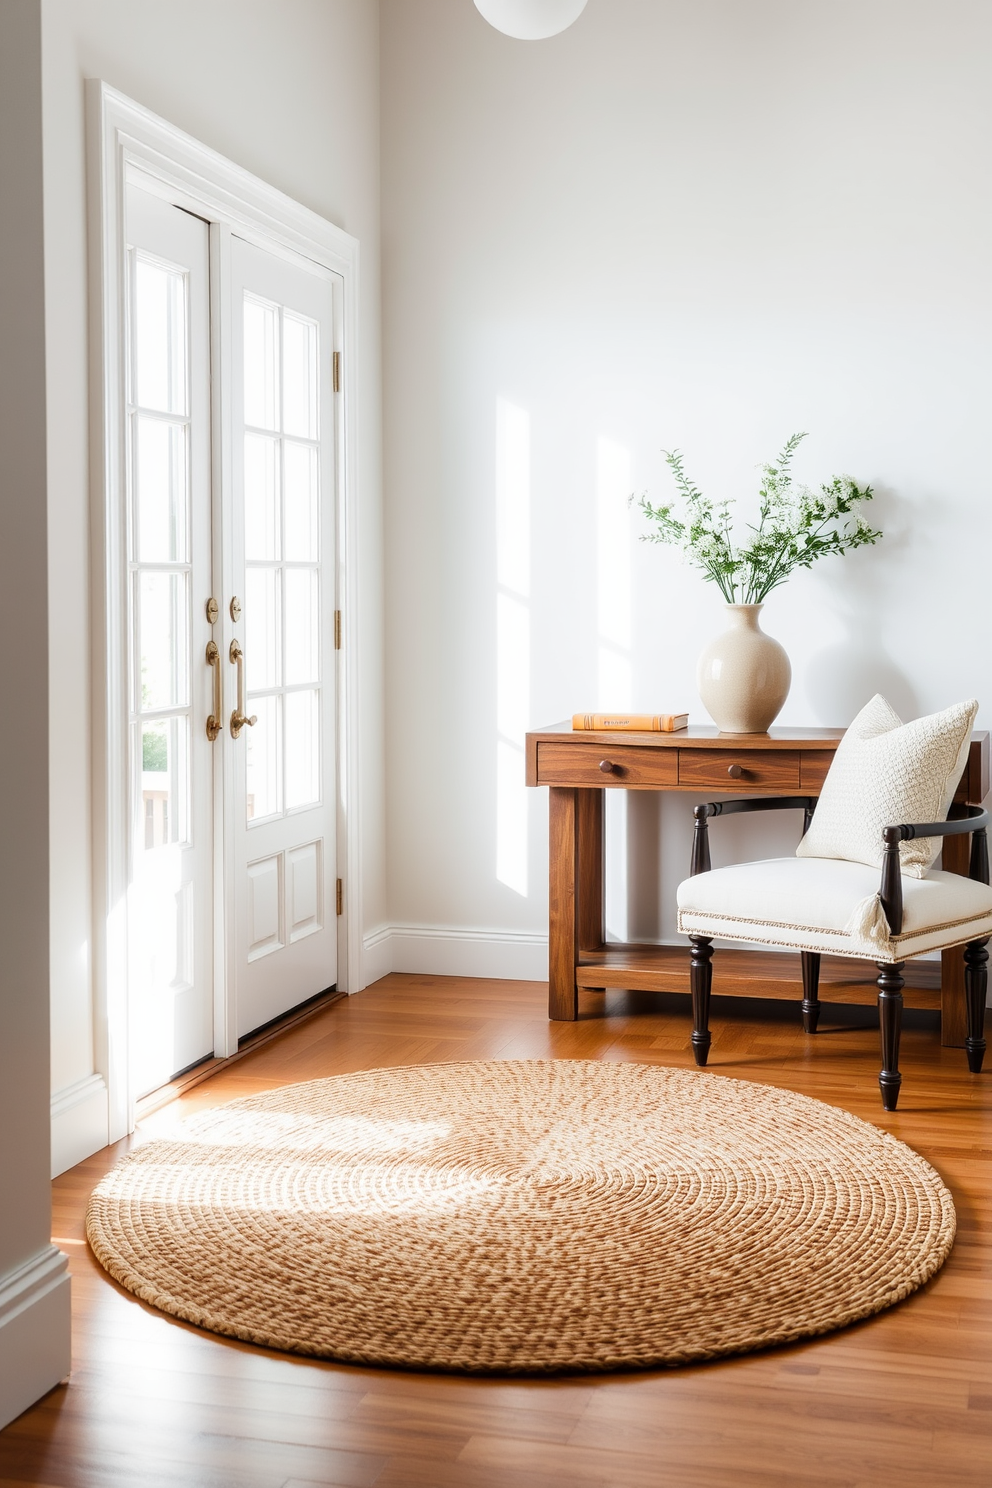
[879,807,990,937]
[690,797,818,876]
[882,805,989,841]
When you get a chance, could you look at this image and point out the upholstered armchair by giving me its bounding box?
[675,696,992,1110]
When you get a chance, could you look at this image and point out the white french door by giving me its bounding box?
[125,186,213,1096]
[123,185,339,1096]
[228,238,338,1038]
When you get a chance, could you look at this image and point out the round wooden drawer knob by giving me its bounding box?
[599,759,616,774]
[727,763,744,779]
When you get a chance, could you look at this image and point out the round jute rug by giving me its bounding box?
[86,1060,955,1374]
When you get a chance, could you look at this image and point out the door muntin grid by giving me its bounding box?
[127,250,193,853]
[242,292,322,825]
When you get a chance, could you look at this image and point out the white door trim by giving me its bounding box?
[87,81,363,1142]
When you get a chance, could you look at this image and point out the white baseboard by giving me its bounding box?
[356,930,965,1003]
[362,923,548,983]
[51,1073,109,1178]
[361,923,395,986]
[0,1246,71,1430]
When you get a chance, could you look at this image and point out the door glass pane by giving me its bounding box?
[283,313,318,438]
[245,568,280,690]
[244,433,280,561]
[139,571,189,710]
[244,296,279,430]
[134,256,187,415]
[135,416,188,563]
[284,442,319,561]
[284,569,318,686]
[246,694,281,821]
[139,716,189,848]
[285,689,319,809]
[241,281,326,831]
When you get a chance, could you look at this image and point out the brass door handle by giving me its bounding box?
[229,639,257,738]
[205,641,223,741]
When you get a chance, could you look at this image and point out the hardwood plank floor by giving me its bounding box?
[3,973,991,1487]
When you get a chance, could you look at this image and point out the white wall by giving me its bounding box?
[0,0,72,1430]
[378,0,992,973]
[42,0,384,1172]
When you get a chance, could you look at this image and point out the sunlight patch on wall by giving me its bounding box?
[495,399,530,896]
[597,437,633,940]
[596,437,632,708]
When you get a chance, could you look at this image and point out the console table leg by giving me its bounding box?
[941,833,970,1047]
[577,788,604,955]
[549,787,579,1021]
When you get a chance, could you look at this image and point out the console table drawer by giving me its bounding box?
[536,741,679,787]
[678,748,801,791]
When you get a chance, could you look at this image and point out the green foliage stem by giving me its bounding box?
[633,432,881,604]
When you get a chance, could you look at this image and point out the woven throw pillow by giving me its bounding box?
[796,694,978,878]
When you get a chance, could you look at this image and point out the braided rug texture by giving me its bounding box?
[85,1060,955,1374]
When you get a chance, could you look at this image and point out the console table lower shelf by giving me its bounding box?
[575,944,941,1011]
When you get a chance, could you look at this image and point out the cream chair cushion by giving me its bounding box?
[795,694,977,878]
[677,857,992,963]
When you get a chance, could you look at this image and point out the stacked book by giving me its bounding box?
[571,712,688,733]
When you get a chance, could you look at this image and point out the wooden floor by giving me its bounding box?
[2,973,991,1487]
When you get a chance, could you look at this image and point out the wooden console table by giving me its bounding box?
[526,723,990,1044]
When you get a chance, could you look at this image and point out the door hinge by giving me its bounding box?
[336,878,343,916]
[334,609,342,650]
[333,350,341,393]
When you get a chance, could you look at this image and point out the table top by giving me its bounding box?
[526,723,990,802]
[527,722,847,750]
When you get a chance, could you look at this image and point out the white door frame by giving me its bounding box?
[87,81,363,1142]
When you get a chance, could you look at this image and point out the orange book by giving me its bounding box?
[571,712,689,733]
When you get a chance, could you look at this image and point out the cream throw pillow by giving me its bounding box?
[796,694,978,878]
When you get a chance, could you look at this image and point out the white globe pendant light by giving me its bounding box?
[474,0,588,41]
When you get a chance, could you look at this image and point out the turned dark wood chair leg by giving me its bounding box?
[964,938,989,1074]
[876,961,904,1111]
[689,936,713,1067]
[801,951,821,1034]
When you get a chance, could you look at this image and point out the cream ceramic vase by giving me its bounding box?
[696,604,791,734]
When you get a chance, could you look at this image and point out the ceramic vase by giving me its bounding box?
[696,603,791,734]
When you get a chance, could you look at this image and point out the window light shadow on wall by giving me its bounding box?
[597,437,632,707]
[495,398,530,897]
[597,437,632,942]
